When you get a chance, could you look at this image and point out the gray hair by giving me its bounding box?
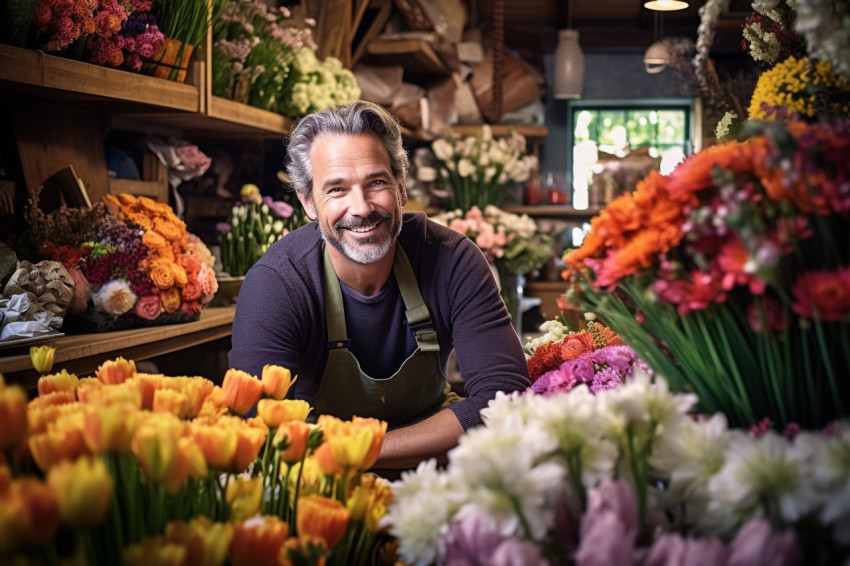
[285,101,410,199]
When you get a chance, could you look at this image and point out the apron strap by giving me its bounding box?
[322,243,439,352]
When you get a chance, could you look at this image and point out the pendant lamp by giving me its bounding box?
[553,0,584,99]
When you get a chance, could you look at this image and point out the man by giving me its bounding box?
[229,100,530,469]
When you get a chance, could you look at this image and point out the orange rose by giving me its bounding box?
[143,230,168,251]
[171,263,188,287]
[160,287,182,313]
[154,217,185,242]
[149,258,176,289]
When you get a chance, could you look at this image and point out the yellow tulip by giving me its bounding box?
[189,421,238,470]
[296,495,350,550]
[164,436,208,496]
[165,516,234,566]
[131,417,181,483]
[351,416,388,470]
[0,477,60,553]
[30,345,55,374]
[221,369,263,416]
[37,369,78,397]
[0,382,28,451]
[123,538,187,566]
[132,372,166,410]
[174,376,215,418]
[153,388,189,418]
[226,476,263,520]
[47,455,114,529]
[198,385,227,418]
[287,458,323,500]
[325,424,373,471]
[261,364,297,400]
[257,398,312,428]
[82,404,139,454]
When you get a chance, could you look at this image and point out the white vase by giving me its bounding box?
[553,29,585,99]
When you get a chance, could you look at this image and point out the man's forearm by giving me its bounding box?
[373,408,464,469]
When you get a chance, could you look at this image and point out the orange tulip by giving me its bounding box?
[123,538,187,566]
[96,356,137,385]
[28,410,90,472]
[230,516,290,566]
[261,364,297,400]
[165,436,208,496]
[175,377,215,418]
[273,420,314,463]
[0,488,28,554]
[257,399,312,428]
[153,388,190,418]
[0,382,28,450]
[280,535,328,566]
[311,442,344,477]
[78,380,143,409]
[47,455,114,529]
[165,516,234,566]
[222,369,263,416]
[28,390,75,411]
[132,372,167,410]
[83,404,139,454]
[198,385,227,418]
[11,477,61,544]
[37,369,78,397]
[226,476,263,520]
[231,425,267,473]
[190,421,238,470]
[296,495,350,549]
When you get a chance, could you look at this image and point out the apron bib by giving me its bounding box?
[309,244,460,427]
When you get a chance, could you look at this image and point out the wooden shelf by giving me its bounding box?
[451,125,549,138]
[0,306,236,396]
[365,37,448,75]
[0,43,200,112]
[504,205,604,219]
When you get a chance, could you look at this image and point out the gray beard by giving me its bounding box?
[320,213,402,264]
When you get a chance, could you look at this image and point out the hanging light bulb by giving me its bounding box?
[643,0,689,10]
[554,29,585,99]
[643,39,670,73]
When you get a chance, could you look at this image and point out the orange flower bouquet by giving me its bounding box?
[562,118,850,429]
[12,192,219,332]
[0,358,397,565]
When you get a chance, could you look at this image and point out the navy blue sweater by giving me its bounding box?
[228,212,530,430]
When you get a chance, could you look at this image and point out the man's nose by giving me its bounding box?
[348,187,372,216]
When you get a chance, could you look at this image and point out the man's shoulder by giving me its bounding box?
[401,212,468,248]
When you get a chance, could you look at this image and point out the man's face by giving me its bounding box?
[298,132,407,265]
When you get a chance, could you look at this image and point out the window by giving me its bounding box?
[566,99,698,246]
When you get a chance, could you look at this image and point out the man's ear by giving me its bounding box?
[398,177,408,208]
[297,190,318,221]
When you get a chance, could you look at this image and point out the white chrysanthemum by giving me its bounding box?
[93,279,138,316]
[446,417,565,540]
[481,390,533,426]
[524,319,570,355]
[794,423,850,542]
[387,459,462,566]
[602,371,698,434]
[457,158,476,179]
[432,138,454,161]
[714,111,738,139]
[752,0,781,14]
[650,413,730,525]
[525,388,619,489]
[704,430,819,535]
[417,166,437,182]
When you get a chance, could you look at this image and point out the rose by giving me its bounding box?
[149,258,176,289]
[134,295,162,320]
[181,280,202,302]
[160,287,181,313]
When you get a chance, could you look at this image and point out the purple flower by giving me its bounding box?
[591,345,634,373]
[645,533,728,566]
[216,222,232,234]
[566,353,595,383]
[530,363,578,396]
[582,479,639,540]
[490,538,548,566]
[728,518,803,566]
[589,367,624,395]
[263,196,294,218]
[575,480,639,566]
[441,508,508,565]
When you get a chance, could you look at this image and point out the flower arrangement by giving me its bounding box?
[217,184,310,277]
[524,318,650,397]
[30,0,165,71]
[210,0,360,119]
[12,192,219,331]
[418,125,538,212]
[429,205,552,278]
[386,372,850,565]
[561,117,850,429]
[0,357,398,565]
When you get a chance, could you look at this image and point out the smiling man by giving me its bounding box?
[229,101,530,469]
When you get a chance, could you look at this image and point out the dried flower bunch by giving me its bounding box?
[31,0,166,71]
[0,359,398,565]
[13,192,218,327]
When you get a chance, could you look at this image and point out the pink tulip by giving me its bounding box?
[728,518,803,566]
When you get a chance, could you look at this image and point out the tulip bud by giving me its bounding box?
[30,345,55,374]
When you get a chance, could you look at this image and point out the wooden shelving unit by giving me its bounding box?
[504,205,603,219]
[365,37,448,76]
[451,125,549,138]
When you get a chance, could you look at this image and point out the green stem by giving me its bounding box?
[508,494,534,540]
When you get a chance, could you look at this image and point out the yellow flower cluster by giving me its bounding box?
[0,356,396,565]
[748,56,850,120]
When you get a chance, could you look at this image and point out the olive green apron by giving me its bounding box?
[310,244,460,427]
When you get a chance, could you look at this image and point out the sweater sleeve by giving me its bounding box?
[440,237,531,429]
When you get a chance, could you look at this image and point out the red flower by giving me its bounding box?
[791,267,850,322]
